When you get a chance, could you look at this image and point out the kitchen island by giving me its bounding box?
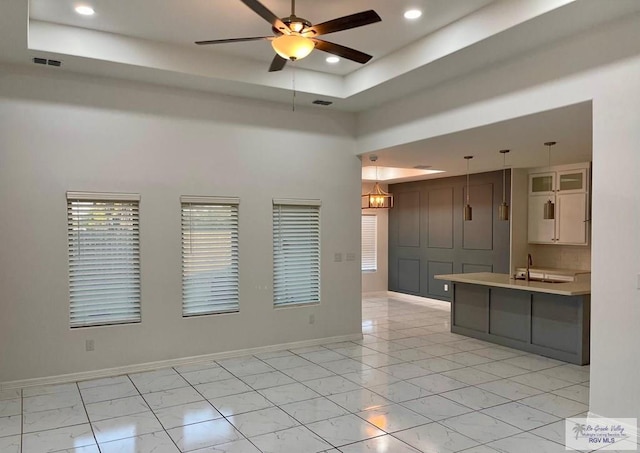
[435,272,590,365]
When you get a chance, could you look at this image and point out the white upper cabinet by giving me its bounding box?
[557,169,587,193]
[556,192,588,245]
[529,172,555,195]
[527,163,590,246]
[528,195,556,244]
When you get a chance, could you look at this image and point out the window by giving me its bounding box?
[67,192,141,328]
[361,215,377,272]
[181,196,239,317]
[273,199,321,307]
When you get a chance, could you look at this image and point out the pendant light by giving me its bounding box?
[543,141,556,220]
[362,155,394,209]
[464,156,473,221]
[498,149,510,221]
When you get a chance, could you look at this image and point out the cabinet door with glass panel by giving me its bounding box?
[557,169,587,194]
[529,172,555,196]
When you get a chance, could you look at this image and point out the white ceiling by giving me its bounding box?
[1,0,636,111]
[29,0,494,76]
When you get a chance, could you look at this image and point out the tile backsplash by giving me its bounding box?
[528,244,591,270]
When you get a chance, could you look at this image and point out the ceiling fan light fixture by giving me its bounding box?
[271,34,315,61]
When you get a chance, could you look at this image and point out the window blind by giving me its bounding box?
[181,197,239,316]
[273,201,320,307]
[67,192,141,328]
[361,215,377,272]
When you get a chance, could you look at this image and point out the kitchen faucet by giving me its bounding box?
[526,253,533,281]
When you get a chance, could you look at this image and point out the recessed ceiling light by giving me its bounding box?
[75,5,95,16]
[404,9,422,20]
[326,56,340,64]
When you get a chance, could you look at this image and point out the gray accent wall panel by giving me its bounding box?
[462,263,493,273]
[397,191,420,247]
[388,171,510,302]
[428,188,454,249]
[398,259,420,294]
[463,183,494,250]
[427,261,453,298]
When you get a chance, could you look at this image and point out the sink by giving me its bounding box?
[515,277,567,284]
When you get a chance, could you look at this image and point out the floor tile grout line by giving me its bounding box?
[75,381,101,453]
[19,387,23,449]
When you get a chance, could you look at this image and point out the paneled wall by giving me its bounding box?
[388,170,510,301]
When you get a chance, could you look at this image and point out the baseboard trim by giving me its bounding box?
[0,333,363,391]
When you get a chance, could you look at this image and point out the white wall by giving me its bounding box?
[357,13,640,420]
[361,182,389,293]
[0,65,362,383]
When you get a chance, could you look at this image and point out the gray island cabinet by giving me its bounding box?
[434,272,590,365]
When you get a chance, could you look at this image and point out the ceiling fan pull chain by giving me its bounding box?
[292,61,296,112]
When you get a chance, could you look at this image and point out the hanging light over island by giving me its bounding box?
[543,142,557,220]
[464,155,473,221]
[498,149,510,221]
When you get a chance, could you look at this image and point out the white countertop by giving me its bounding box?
[435,272,591,296]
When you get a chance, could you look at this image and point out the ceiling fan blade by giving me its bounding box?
[306,10,381,37]
[268,54,288,72]
[311,39,373,64]
[239,0,290,33]
[195,36,271,45]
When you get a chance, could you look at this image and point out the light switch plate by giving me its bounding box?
[334,253,342,262]
[346,253,356,262]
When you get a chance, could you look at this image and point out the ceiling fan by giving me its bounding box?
[195,0,382,72]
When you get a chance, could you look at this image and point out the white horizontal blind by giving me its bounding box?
[273,202,320,306]
[182,198,239,316]
[67,194,141,328]
[361,215,377,272]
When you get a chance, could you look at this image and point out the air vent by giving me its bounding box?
[312,99,333,106]
[32,57,62,67]
[414,165,432,169]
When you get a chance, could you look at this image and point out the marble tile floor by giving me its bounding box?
[0,292,632,453]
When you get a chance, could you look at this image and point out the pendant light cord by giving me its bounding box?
[466,159,470,204]
[502,152,506,203]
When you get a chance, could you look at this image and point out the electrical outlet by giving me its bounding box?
[309,314,315,325]
[334,253,342,262]
[85,339,95,352]
[444,284,449,292]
